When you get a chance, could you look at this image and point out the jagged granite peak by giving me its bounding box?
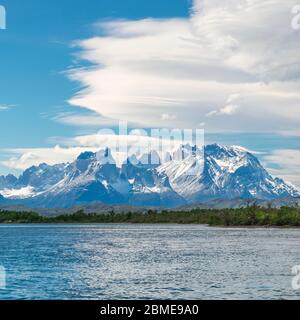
[17,162,67,190]
[138,150,161,167]
[158,143,299,202]
[0,174,18,189]
[0,144,299,208]
[77,151,96,160]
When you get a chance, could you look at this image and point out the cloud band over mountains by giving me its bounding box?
[65,0,300,134]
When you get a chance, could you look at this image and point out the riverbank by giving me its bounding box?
[1,206,300,227]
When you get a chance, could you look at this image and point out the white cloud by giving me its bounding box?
[207,103,239,117]
[52,111,116,127]
[161,113,177,121]
[219,104,239,115]
[192,0,300,81]
[0,104,13,111]
[207,93,240,116]
[263,149,300,187]
[1,146,91,170]
[0,135,182,170]
[66,133,185,150]
[64,0,300,134]
[0,130,205,171]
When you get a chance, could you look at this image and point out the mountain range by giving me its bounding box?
[0,144,299,209]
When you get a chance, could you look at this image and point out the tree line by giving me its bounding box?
[0,205,300,226]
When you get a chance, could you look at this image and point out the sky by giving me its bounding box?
[0,0,300,187]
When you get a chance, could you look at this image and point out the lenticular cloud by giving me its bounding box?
[67,0,300,134]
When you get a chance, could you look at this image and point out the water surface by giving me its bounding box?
[0,224,299,300]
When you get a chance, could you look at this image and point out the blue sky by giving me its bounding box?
[0,0,190,173]
[0,0,190,149]
[0,0,300,187]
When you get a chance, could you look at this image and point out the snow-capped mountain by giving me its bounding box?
[0,144,299,208]
[158,144,299,202]
[0,174,18,190]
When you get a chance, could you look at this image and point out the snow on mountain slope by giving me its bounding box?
[158,144,299,202]
[24,148,184,208]
[0,163,68,200]
[0,144,299,208]
[1,186,38,199]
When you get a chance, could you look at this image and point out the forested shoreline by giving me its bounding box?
[1,206,300,227]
